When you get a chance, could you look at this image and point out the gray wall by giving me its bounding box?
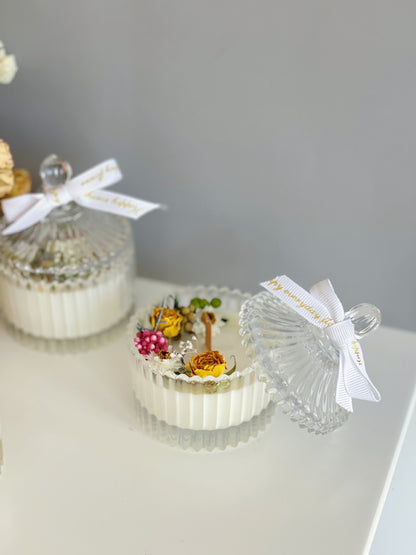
[1,1,415,330]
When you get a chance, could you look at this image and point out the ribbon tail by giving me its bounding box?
[336,348,381,412]
[76,190,161,220]
[65,159,123,197]
[2,197,53,235]
[1,193,43,223]
[336,351,354,412]
[344,355,381,403]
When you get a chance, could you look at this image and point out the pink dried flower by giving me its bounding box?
[134,329,168,357]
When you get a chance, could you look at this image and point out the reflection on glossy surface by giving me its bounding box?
[134,397,276,452]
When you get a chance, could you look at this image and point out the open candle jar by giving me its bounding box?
[128,286,274,434]
[129,278,382,446]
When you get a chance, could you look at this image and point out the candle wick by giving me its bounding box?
[201,311,212,351]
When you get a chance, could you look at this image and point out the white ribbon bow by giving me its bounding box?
[261,275,381,412]
[1,159,160,235]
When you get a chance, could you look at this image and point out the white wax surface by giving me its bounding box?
[188,312,252,369]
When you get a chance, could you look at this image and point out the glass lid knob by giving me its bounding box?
[345,303,381,338]
[39,154,73,190]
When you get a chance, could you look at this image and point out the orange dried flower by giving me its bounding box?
[186,350,227,378]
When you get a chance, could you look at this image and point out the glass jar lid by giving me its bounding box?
[239,291,381,434]
[0,155,133,280]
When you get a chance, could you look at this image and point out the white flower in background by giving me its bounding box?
[0,41,18,84]
[147,352,183,375]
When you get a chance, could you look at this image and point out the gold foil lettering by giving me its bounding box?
[351,340,362,365]
[50,187,60,203]
[80,164,118,187]
[267,279,333,324]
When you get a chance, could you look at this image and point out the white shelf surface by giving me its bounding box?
[0,277,415,555]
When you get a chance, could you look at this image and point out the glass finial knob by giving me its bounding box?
[345,303,381,338]
[40,154,73,191]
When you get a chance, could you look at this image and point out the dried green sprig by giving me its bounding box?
[174,366,193,377]
[190,297,222,309]
[225,355,237,376]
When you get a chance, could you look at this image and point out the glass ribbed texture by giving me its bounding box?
[240,291,381,434]
[129,285,274,434]
[0,203,134,348]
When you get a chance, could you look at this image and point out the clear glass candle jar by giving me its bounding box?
[128,286,274,434]
[0,157,135,350]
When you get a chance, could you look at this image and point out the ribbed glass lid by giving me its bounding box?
[0,155,132,278]
[239,291,381,434]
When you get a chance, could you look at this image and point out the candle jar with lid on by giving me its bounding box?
[0,155,135,350]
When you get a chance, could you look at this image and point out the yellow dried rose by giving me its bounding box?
[151,307,183,338]
[186,350,227,378]
[8,169,31,197]
[0,139,14,198]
